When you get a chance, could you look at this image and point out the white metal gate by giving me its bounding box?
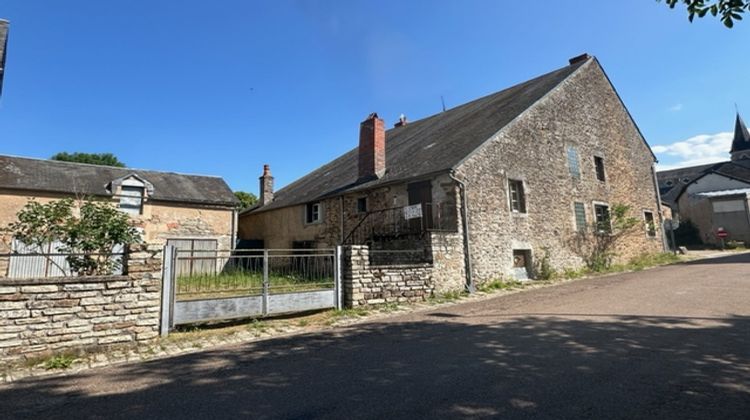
[160,246,342,335]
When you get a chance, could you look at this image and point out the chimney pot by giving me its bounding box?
[358,113,386,180]
[259,164,274,206]
[394,114,408,128]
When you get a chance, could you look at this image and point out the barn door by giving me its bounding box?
[407,181,433,230]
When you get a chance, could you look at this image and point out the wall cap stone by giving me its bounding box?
[0,275,130,287]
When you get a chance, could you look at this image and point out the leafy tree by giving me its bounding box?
[51,152,126,167]
[4,199,142,276]
[660,0,748,27]
[568,204,642,271]
[234,191,258,210]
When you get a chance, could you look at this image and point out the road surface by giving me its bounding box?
[2,253,749,419]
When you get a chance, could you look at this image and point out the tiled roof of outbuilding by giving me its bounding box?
[0,155,239,207]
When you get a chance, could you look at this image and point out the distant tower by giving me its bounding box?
[730,113,750,161]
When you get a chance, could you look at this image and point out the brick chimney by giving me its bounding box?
[358,113,386,180]
[259,164,274,206]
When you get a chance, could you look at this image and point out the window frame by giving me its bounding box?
[507,179,527,213]
[643,211,657,237]
[118,185,144,215]
[305,202,322,224]
[573,202,587,233]
[593,203,611,234]
[594,156,606,182]
[567,146,581,179]
[356,197,368,214]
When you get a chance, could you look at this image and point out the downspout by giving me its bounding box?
[449,170,475,293]
[231,208,238,249]
[650,162,669,252]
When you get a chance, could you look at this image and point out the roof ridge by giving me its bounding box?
[260,60,589,211]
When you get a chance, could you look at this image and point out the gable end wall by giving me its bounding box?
[456,59,662,283]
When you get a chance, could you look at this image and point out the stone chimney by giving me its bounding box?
[259,164,274,206]
[358,113,386,180]
[568,53,591,66]
[394,114,408,128]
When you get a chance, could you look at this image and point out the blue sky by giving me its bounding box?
[1,1,749,193]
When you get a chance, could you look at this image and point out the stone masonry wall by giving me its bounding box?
[343,245,434,307]
[0,244,163,364]
[456,58,664,284]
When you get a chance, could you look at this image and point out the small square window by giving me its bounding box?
[574,202,586,233]
[508,179,526,213]
[305,202,321,224]
[644,211,656,237]
[119,186,144,215]
[567,147,580,179]
[357,197,367,213]
[594,204,611,233]
[594,156,606,182]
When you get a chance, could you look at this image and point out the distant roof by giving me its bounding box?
[250,58,593,214]
[0,155,239,207]
[731,113,750,153]
[670,159,750,203]
[696,187,750,198]
[0,19,8,96]
[657,163,718,205]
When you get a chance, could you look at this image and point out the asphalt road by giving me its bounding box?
[2,253,749,419]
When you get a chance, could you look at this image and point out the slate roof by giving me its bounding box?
[657,163,717,206]
[664,159,750,204]
[250,58,591,214]
[0,19,8,96]
[731,113,750,153]
[0,155,239,207]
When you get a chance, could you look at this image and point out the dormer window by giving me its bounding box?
[110,174,152,216]
[119,185,144,215]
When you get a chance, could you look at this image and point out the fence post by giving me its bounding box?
[334,246,342,310]
[160,245,176,337]
[262,249,269,316]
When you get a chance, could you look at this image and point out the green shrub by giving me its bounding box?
[44,354,76,370]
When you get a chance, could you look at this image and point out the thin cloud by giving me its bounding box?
[653,131,732,171]
[667,103,683,112]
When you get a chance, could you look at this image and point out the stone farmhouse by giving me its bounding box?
[0,155,239,276]
[238,54,665,291]
[658,114,750,245]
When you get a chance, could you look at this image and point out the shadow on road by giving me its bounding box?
[2,313,749,419]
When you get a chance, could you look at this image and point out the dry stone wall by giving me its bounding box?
[0,244,163,363]
[343,245,434,307]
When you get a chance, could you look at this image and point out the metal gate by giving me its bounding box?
[160,246,342,335]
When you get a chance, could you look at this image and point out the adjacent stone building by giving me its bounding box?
[239,54,665,291]
[658,114,750,245]
[0,155,239,277]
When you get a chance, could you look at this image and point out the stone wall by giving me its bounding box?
[456,58,664,284]
[343,245,434,307]
[0,244,163,363]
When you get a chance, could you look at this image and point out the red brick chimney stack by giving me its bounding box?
[259,164,274,206]
[358,113,386,180]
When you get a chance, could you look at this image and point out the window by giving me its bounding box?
[644,211,656,237]
[574,202,586,233]
[305,202,321,224]
[594,156,606,182]
[119,186,144,215]
[567,146,580,178]
[357,197,367,213]
[508,179,526,213]
[594,204,611,233]
[665,180,674,187]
